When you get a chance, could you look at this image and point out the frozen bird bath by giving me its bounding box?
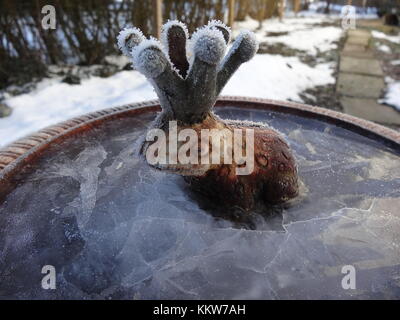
[1,19,399,300]
[0,97,400,299]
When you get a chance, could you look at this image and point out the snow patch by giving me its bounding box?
[234,17,342,56]
[371,31,400,44]
[377,44,391,53]
[0,71,156,147]
[380,81,400,111]
[264,26,342,55]
[221,54,335,102]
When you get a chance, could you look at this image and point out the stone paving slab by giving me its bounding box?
[337,73,385,98]
[343,43,366,51]
[340,97,400,125]
[347,36,370,46]
[337,28,400,125]
[341,50,374,59]
[348,29,371,38]
[342,44,374,58]
[339,56,383,77]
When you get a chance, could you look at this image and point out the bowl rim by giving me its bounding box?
[1,96,399,192]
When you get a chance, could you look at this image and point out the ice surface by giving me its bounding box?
[1,107,400,299]
[48,144,108,229]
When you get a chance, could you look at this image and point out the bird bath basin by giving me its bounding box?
[0,97,400,299]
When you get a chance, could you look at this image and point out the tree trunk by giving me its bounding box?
[153,0,162,39]
[324,0,332,14]
[228,0,235,27]
[278,0,285,21]
[294,0,301,14]
[236,0,249,21]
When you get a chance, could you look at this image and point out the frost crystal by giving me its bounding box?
[221,30,259,68]
[207,19,232,43]
[161,20,189,53]
[190,27,226,65]
[132,38,168,78]
[117,27,145,57]
[234,30,259,62]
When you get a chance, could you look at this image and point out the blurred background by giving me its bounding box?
[0,0,399,146]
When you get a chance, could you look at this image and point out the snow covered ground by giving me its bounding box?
[377,44,392,53]
[371,31,400,112]
[234,16,343,55]
[371,30,400,45]
[0,16,342,147]
[380,78,400,112]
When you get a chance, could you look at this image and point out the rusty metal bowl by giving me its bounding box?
[1,97,399,299]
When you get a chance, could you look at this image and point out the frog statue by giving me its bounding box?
[117,20,298,210]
